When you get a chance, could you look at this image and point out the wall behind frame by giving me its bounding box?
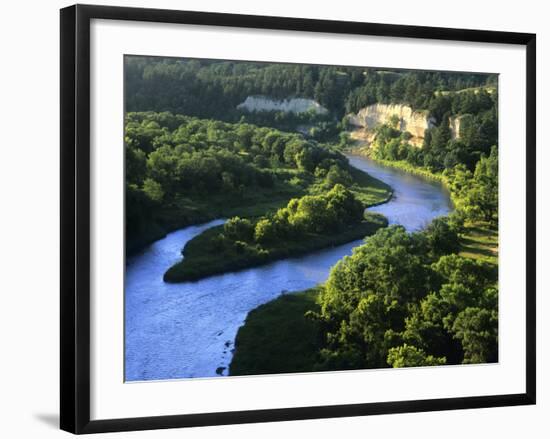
[0,0,545,438]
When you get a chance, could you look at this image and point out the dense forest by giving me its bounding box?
[126,57,496,142]
[126,57,496,117]
[363,93,498,228]
[314,220,497,370]
[125,111,390,253]
[126,58,498,236]
[367,88,498,173]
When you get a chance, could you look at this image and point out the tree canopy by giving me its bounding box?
[313,221,497,371]
[125,111,358,250]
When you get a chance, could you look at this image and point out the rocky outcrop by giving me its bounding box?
[449,115,463,140]
[237,96,328,115]
[348,104,435,147]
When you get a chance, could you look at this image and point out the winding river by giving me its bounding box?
[125,154,452,381]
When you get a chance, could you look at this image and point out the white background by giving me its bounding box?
[0,0,546,437]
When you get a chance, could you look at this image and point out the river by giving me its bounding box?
[124,154,452,381]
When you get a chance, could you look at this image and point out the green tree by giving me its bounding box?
[316,226,432,370]
[142,178,164,202]
[254,218,277,244]
[224,217,254,242]
[289,195,332,233]
[452,307,498,363]
[325,165,352,188]
[424,217,460,256]
[387,344,446,368]
[451,147,498,225]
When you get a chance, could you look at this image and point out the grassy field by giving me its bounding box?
[459,221,498,265]
[230,288,322,376]
[127,176,315,255]
[347,166,393,206]
[434,85,497,96]
[164,213,387,282]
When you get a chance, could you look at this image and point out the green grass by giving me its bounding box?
[304,166,392,207]
[435,85,497,96]
[230,288,322,376]
[127,179,309,255]
[164,213,387,282]
[166,178,310,225]
[459,221,498,265]
[347,166,393,206]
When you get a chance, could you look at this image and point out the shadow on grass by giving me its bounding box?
[466,225,498,239]
[460,242,496,259]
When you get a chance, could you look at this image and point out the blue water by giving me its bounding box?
[346,155,452,230]
[124,154,452,381]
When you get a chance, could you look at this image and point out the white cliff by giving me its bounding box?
[237,96,328,115]
[348,103,436,147]
[449,115,463,140]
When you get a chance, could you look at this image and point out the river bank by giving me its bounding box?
[229,220,497,377]
[228,154,501,377]
[126,185,310,256]
[347,146,447,183]
[164,213,387,282]
[163,161,393,282]
[347,147,497,265]
[230,288,322,376]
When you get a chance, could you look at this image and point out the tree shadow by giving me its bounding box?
[460,240,497,259]
[34,413,58,430]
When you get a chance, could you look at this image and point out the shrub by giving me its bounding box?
[223,217,254,241]
[254,218,277,244]
[387,344,446,368]
[424,217,460,256]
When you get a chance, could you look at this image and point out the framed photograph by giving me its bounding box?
[60,4,536,434]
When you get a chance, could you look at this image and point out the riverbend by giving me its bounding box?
[124,153,452,381]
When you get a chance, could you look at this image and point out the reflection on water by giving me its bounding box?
[125,154,452,381]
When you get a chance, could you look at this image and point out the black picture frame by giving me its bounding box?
[60,4,536,434]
